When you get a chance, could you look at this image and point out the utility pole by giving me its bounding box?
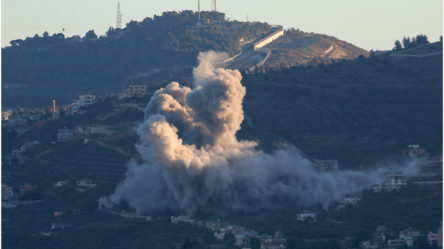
[211,0,216,12]
[198,0,201,22]
[116,1,122,29]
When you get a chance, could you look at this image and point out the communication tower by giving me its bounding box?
[211,0,216,12]
[116,1,122,29]
[198,0,201,22]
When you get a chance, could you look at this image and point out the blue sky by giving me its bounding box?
[1,0,442,50]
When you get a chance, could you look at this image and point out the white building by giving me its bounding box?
[77,179,96,188]
[54,181,67,187]
[2,183,14,200]
[86,125,118,135]
[385,172,407,191]
[2,111,10,120]
[297,211,316,222]
[119,82,147,99]
[71,94,96,114]
[342,192,362,205]
[97,197,115,209]
[171,214,196,224]
[58,126,74,142]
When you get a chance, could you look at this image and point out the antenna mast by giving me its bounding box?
[198,0,201,22]
[211,0,216,12]
[116,1,122,29]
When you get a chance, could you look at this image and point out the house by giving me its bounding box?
[77,179,96,189]
[86,125,118,135]
[206,221,221,230]
[261,242,286,249]
[58,126,74,142]
[171,214,196,224]
[71,94,96,114]
[373,225,397,242]
[54,181,67,187]
[387,239,406,248]
[119,82,148,99]
[97,197,115,209]
[51,223,71,229]
[313,160,338,171]
[146,216,152,221]
[406,145,429,159]
[342,192,362,205]
[2,183,14,200]
[235,235,251,246]
[19,183,37,196]
[418,161,443,176]
[359,240,378,249]
[297,211,317,221]
[428,223,443,247]
[384,172,407,191]
[1,111,10,120]
[54,211,64,217]
[399,228,421,240]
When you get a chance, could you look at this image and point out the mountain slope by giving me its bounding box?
[237,46,442,167]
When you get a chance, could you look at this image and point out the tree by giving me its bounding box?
[416,34,429,46]
[85,30,97,40]
[224,234,235,246]
[402,36,411,49]
[250,237,261,249]
[393,40,402,51]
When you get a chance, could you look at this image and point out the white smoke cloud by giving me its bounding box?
[111,51,418,213]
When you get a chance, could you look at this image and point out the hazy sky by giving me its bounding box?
[1,0,442,50]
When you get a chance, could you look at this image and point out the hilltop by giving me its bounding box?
[2,11,271,108]
[2,11,368,109]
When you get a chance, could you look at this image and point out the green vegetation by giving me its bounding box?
[2,11,270,108]
[393,34,430,51]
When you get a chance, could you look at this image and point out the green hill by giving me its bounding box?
[2,11,271,108]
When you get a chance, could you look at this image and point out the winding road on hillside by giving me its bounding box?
[324,44,336,61]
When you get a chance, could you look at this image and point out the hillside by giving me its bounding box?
[1,11,271,108]
[2,12,371,110]
[237,44,442,167]
[264,29,370,67]
[225,29,369,72]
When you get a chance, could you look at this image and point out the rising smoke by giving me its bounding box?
[111,51,418,213]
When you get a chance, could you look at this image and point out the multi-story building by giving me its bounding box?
[71,94,95,114]
[171,214,196,224]
[77,179,96,188]
[97,197,115,209]
[2,183,14,200]
[297,211,317,222]
[1,111,10,120]
[342,192,362,205]
[119,82,147,99]
[58,126,74,142]
[418,161,443,176]
[384,172,407,191]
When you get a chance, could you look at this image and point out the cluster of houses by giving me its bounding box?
[57,124,120,142]
[1,182,39,201]
[2,183,14,200]
[403,145,443,177]
[355,225,443,249]
[10,140,39,163]
[170,214,287,249]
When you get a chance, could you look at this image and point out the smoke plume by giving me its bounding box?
[111,51,417,213]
